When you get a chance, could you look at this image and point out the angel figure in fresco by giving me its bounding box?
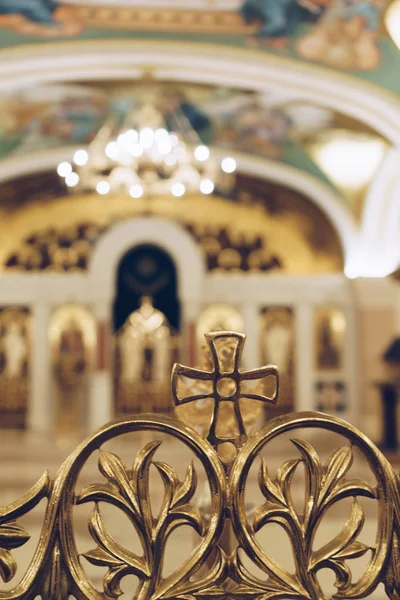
[296,0,389,70]
[239,0,330,47]
[219,99,293,159]
[0,0,82,37]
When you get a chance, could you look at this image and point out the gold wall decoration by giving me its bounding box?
[0,330,399,599]
[114,298,180,417]
[260,306,295,417]
[69,5,257,35]
[315,306,347,371]
[196,304,244,345]
[0,307,30,429]
[50,304,96,434]
[0,170,343,276]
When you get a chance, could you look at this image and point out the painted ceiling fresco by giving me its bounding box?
[0,1,399,93]
[0,81,388,219]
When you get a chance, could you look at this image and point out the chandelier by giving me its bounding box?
[57,102,237,199]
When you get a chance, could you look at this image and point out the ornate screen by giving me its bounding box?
[0,332,398,599]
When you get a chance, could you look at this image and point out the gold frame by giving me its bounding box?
[0,331,398,598]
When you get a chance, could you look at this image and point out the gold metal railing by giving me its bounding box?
[0,332,399,599]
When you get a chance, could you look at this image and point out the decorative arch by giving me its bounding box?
[89,217,206,304]
[1,40,399,144]
[359,147,400,277]
[0,149,356,275]
[226,151,357,269]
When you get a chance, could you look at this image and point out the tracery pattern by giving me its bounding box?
[0,332,398,599]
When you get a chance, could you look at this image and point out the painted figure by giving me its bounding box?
[161,90,212,141]
[296,0,388,70]
[2,323,27,379]
[0,0,58,24]
[0,0,81,36]
[215,98,292,159]
[239,0,326,46]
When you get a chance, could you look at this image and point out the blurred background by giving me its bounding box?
[0,1,400,598]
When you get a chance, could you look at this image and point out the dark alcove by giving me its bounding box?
[113,244,180,332]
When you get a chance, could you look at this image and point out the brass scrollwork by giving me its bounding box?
[0,332,398,599]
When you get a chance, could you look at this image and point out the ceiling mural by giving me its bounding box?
[0,2,399,93]
[0,81,388,219]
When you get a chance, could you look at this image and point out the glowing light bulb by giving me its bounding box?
[125,129,138,143]
[155,128,169,144]
[73,149,89,166]
[221,157,237,173]
[131,143,144,158]
[65,172,79,187]
[139,127,154,149]
[164,154,177,167]
[158,141,172,155]
[130,184,144,199]
[57,162,72,177]
[97,181,110,195]
[194,145,210,161]
[105,141,119,159]
[200,179,214,195]
[172,182,185,197]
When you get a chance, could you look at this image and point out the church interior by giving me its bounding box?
[0,1,400,599]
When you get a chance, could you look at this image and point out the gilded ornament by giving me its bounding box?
[0,331,398,599]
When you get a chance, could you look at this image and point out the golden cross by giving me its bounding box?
[172,331,279,455]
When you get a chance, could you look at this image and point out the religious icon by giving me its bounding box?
[0,307,30,429]
[50,305,96,435]
[0,0,82,36]
[315,307,346,370]
[315,381,346,413]
[296,0,389,70]
[260,307,295,415]
[196,304,244,347]
[115,297,179,416]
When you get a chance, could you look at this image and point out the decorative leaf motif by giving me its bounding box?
[290,438,321,528]
[311,498,367,573]
[169,547,228,599]
[0,521,30,583]
[0,470,49,583]
[248,438,384,600]
[259,458,286,507]
[319,445,353,504]
[0,408,396,600]
[98,450,139,514]
[228,548,300,600]
[172,461,198,509]
[79,440,212,598]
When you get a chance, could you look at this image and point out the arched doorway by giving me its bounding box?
[113,243,180,332]
[113,243,181,416]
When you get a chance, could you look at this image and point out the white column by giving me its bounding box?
[29,303,52,434]
[295,303,314,412]
[88,301,113,432]
[241,302,259,370]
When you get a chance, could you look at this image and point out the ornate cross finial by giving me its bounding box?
[172,331,279,457]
